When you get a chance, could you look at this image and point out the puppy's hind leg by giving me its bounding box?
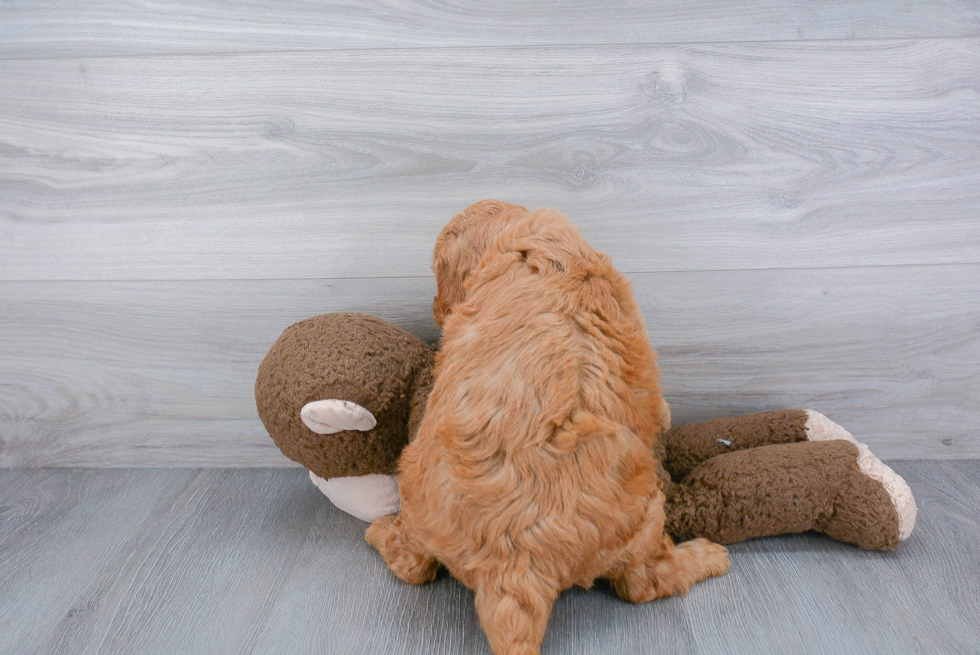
[610,495,729,603]
[613,533,729,603]
[365,514,439,585]
[473,574,557,655]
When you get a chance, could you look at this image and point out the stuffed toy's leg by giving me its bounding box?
[663,410,916,550]
[301,399,401,522]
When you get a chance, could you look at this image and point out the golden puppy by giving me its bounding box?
[367,200,729,655]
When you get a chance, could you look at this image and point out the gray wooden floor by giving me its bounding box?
[1,461,978,655]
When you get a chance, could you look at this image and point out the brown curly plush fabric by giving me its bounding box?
[255,313,435,480]
[665,439,902,550]
[663,409,809,480]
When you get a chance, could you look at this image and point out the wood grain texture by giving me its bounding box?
[1,463,978,654]
[2,39,979,281]
[678,460,980,655]
[0,277,441,468]
[0,469,188,652]
[1,263,976,466]
[642,265,980,459]
[1,1,978,58]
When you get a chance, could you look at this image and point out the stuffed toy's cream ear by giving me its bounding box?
[301,399,377,434]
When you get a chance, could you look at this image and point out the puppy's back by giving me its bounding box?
[401,208,665,588]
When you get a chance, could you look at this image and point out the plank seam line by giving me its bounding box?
[0,34,977,62]
[2,259,979,285]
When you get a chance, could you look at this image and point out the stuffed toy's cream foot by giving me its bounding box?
[308,470,400,522]
[255,314,917,550]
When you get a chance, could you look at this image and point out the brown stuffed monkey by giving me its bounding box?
[256,313,916,551]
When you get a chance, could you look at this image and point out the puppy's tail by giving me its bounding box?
[473,574,556,655]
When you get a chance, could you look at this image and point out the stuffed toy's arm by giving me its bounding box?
[663,409,813,479]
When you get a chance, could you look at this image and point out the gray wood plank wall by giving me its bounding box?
[1,1,978,57]
[1,2,978,464]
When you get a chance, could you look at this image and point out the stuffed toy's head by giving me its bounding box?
[255,313,434,481]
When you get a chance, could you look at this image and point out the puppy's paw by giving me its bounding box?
[365,515,439,585]
[677,538,730,578]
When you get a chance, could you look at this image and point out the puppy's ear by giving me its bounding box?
[432,200,528,326]
[432,247,469,328]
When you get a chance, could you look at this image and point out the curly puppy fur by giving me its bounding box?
[366,200,729,655]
